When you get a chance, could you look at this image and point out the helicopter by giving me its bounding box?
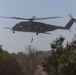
[0,15,76,35]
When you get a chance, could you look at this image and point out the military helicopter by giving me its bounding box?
[0,15,76,35]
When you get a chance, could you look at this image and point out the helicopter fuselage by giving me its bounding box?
[0,15,76,35]
[12,21,63,35]
[10,18,76,35]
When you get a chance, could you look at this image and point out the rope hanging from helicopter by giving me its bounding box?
[31,33,34,43]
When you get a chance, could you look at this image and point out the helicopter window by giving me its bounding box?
[20,26,23,28]
[35,27,37,29]
[28,26,30,28]
[41,28,43,30]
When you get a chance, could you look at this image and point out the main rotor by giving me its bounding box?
[0,15,62,22]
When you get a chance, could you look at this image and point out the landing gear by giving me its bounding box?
[13,31,15,33]
[36,32,38,35]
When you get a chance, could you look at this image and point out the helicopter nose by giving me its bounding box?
[12,25,23,31]
[12,26,16,30]
[12,26,14,29]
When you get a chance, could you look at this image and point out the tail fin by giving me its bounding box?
[64,18,76,29]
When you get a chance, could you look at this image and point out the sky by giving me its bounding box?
[0,0,76,53]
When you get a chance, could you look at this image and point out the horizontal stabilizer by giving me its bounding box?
[4,27,12,29]
[44,33,51,34]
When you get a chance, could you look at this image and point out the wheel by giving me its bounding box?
[13,31,15,33]
[36,32,38,35]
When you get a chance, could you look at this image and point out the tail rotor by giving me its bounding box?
[69,14,76,23]
[69,14,73,19]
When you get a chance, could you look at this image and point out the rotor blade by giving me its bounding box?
[34,16,63,20]
[0,16,62,20]
[0,16,29,20]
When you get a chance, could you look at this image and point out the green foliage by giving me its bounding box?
[58,52,76,75]
[0,45,3,54]
[0,50,25,75]
[42,36,76,75]
[42,36,65,75]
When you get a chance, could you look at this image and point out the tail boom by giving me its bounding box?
[64,18,76,29]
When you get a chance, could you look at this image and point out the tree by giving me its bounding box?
[58,50,76,75]
[0,50,25,75]
[16,45,42,75]
[58,36,76,75]
[0,45,3,53]
[42,35,76,75]
[42,36,65,75]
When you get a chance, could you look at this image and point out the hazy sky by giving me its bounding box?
[0,0,76,53]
